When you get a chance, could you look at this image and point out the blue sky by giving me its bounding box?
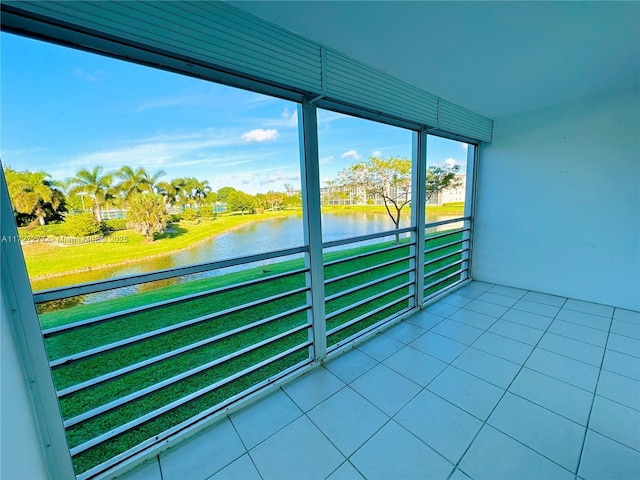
[1,32,468,195]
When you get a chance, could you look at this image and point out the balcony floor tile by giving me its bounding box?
[459,425,574,480]
[326,461,365,480]
[307,386,388,457]
[249,416,344,480]
[209,454,261,480]
[471,331,533,364]
[323,348,378,384]
[230,389,302,449]
[578,430,640,480]
[382,345,447,386]
[283,367,345,412]
[119,285,640,480]
[410,331,467,363]
[508,367,594,426]
[452,347,520,389]
[426,366,504,420]
[350,421,454,480]
[395,389,483,464]
[350,364,421,416]
[488,393,585,472]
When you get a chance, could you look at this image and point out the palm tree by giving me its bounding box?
[116,166,148,202]
[182,177,211,207]
[68,166,114,222]
[5,167,63,226]
[156,177,185,209]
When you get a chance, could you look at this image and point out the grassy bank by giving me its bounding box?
[20,211,293,279]
[38,229,465,474]
[321,203,465,216]
[21,204,464,283]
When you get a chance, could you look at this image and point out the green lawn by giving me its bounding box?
[37,229,466,474]
[20,211,295,279]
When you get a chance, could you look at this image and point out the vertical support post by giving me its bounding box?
[461,143,478,281]
[411,129,427,308]
[297,100,326,363]
[0,162,76,479]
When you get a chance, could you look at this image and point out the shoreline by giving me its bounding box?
[27,213,292,283]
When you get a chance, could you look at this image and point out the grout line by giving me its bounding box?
[226,412,265,480]
[574,313,615,478]
[451,295,575,477]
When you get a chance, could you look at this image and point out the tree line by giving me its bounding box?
[4,165,301,228]
[5,156,460,241]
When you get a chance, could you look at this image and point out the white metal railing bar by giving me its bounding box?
[63,322,311,429]
[423,216,470,229]
[423,259,466,280]
[423,248,468,268]
[49,286,308,368]
[424,238,466,257]
[325,267,413,303]
[325,281,413,321]
[75,356,314,480]
[324,254,412,286]
[323,241,412,268]
[34,245,307,303]
[326,293,413,337]
[69,339,312,456]
[42,267,308,337]
[424,227,470,243]
[423,278,467,304]
[56,304,310,398]
[423,268,466,291]
[322,226,414,249]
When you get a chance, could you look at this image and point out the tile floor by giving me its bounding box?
[121,282,640,480]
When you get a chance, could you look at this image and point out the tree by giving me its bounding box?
[125,193,169,242]
[5,167,66,226]
[335,157,462,243]
[335,156,412,232]
[156,177,186,208]
[217,186,237,204]
[265,190,284,211]
[227,190,255,215]
[68,166,115,222]
[182,177,211,207]
[426,164,461,202]
[116,166,165,203]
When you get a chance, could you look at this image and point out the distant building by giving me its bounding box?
[321,174,465,207]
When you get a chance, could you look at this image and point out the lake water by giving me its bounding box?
[33,212,460,305]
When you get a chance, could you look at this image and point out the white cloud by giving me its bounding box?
[444,157,459,167]
[281,108,298,127]
[319,155,334,165]
[137,95,190,112]
[74,68,104,82]
[241,129,279,143]
[259,171,300,186]
[340,150,361,159]
[460,143,469,151]
[372,150,382,157]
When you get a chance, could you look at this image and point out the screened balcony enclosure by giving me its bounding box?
[1,2,638,480]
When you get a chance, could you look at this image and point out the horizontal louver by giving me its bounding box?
[438,99,493,142]
[324,49,439,127]
[3,0,323,93]
[1,0,492,141]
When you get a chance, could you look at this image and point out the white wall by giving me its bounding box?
[474,87,640,311]
[0,290,49,479]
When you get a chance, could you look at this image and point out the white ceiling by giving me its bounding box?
[231,1,640,119]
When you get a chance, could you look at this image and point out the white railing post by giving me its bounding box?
[298,100,326,362]
[462,144,478,280]
[0,162,76,479]
[412,129,427,307]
